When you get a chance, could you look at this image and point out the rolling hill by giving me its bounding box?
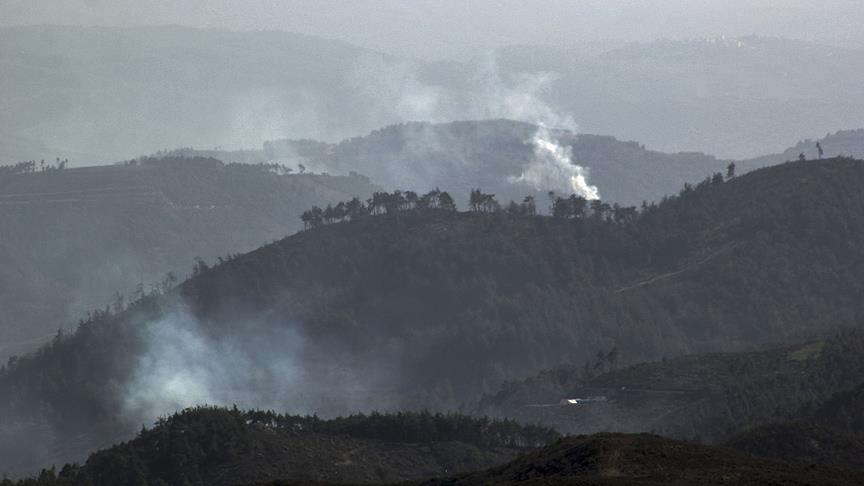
[420,433,864,486]
[2,407,557,486]
[0,157,377,361]
[3,157,864,475]
[12,413,862,486]
[478,332,864,443]
[263,119,726,207]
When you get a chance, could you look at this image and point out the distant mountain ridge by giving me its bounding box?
[3,26,864,163]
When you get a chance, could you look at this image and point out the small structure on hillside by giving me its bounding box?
[559,396,607,406]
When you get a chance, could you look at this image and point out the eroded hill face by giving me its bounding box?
[4,158,864,476]
[0,157,378,361]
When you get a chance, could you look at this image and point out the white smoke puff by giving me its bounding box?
[509,126,600,200]
[121,307,306,421]
[465,53,577,131]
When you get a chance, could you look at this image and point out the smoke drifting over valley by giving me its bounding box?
[121,304,396,422]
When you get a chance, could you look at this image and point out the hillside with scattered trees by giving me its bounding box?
[263,119,727,207]
[3,157,864,475]
[0,156,377,361]
[418,433,864,486]
[3,407,557,486]
[478,331,864,444]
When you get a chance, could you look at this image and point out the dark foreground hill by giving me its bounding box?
[418,433,864,486]
[11,413,864,486]
[725,422,864,471]
[5,407,557,486]
[4,158,864,474]
[0,157,377,360]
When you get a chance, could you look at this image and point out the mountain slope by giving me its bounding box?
[479,332,864,442]
[740,129,864,171]
[11,413,862,486]
[0,157,377,360]
[421,433,864,485]
[4,158,864,475]
[725,423,864,471]
[4,407,557,485]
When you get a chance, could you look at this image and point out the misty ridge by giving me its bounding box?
[3,25,864,164]
[4,9,864,486]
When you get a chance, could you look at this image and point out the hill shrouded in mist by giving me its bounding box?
[3,26,864,164]
[263,119,726,207]
[0,157,377,361]
[3,157,864,475]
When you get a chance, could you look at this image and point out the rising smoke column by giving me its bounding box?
[465,55,600,200]
[509,126,600,200]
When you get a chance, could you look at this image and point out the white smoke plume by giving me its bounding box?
[510,126,600,200]
[389,52,602,199]
[121,304,397,422]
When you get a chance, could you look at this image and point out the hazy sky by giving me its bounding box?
[2,0,863,59]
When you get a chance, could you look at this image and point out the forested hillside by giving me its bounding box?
[3,157,864,475]
[0,157,377,360]
[4,407,557,486]
[419,433,864,486]
[479,331,864,443]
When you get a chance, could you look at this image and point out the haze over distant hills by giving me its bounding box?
[3,25,864,164]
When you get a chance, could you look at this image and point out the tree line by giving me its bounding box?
[0,158,68,178]
[301,186,656,229]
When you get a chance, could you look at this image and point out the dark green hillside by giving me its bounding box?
[479,332,864,442]
[5,407,556,486]
[725,423,864,470]
[5,158,864,475]
[0,157,377,361]
[419,433,864,485]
